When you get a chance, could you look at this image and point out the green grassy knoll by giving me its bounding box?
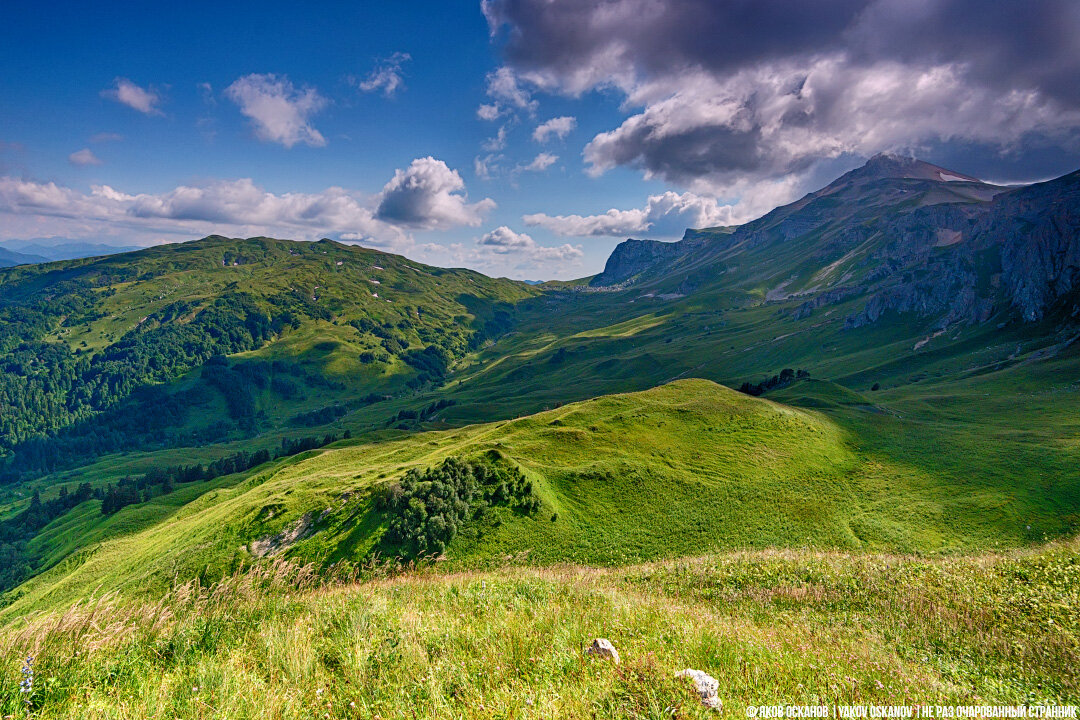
[5,378,1077,620]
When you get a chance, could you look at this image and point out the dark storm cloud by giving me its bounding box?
[485,0,862,83]
[846,0,1080,105]
[483,0,1080,191]
[591,123,767,181]
[486,0,1080,100]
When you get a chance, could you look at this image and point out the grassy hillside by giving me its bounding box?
[0,235,533,459]
[4,379,1078,619]
[0,235,542,595]
[1,538,1076,718]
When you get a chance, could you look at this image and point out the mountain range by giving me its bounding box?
[0,154,1078,618]
[594,153,1080,326]
[0,246,48,268]
[0,240,142,265]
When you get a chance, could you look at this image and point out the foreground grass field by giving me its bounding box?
[1,538,1076,718]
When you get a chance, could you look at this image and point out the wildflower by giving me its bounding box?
[20,656,33,693]
[20,655,33,714]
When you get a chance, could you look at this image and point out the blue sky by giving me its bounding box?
[2,1,1080,279]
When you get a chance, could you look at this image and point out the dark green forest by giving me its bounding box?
[0,271,517,482]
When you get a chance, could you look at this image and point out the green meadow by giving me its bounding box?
[1,538,1076,718]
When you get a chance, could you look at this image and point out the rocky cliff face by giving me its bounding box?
[589,238,688,287]
[851,169,1080,325]
[842,202,992,328]
[986,171,1080,321]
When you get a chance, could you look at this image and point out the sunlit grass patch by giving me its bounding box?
[1,539,1077,718]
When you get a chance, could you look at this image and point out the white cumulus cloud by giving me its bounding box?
[478,225,535,251]
[474,153,502,181]
[0,157,492,248]
[477,103,503,121]
[483,125,509,152]
[477,66,538,121]
[523,152,558,172]
[225,74,328,148]
[101,78,163,115]
[0,176,396,244]
[68,149,102,166]
[523,190,753,237]
[356,52,411,97]
[375,157,496,229]
[473,226,584,264]
[486,66,536,110]
[532,116,576,142]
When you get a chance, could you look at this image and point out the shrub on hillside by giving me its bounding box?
[402,345,452,380]
[388,398,457,426]
[738,368,810,396]
[288,404,348,428]
[378,456,540,558]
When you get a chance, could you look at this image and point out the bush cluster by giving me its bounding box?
[288,405,349,428]
[737,368,810,396]
[389,398,457,427]
[378,456,540,557]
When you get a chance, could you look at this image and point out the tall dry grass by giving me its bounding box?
[0,541,1076,718]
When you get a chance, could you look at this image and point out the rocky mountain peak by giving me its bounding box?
[836,153,984,186]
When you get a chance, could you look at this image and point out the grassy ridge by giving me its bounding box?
[5,379,1078,619]
[1,539,1076,718]
[0,235,532,361]
[1,379,846,615]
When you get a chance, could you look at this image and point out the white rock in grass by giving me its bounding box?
[585,638,620,664]
[676,669,721,710]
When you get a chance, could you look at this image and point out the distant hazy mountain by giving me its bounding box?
[0,247,49,268]
[0,240,143,262]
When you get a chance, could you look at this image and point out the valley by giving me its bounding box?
[8,2,1080,715]
[0,156,1078,715]
[3,158,1080,600]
